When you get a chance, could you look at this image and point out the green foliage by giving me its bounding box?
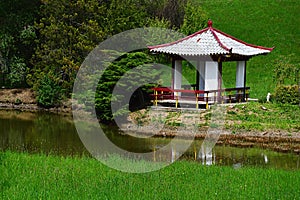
[30,0,173,97]
[273,54,299,86]
[30,0,107,93]
[105,0,148,35]
[19,25,37,46]
[144,0,188,28]
[180,0,208,35]
[0,0,40,87]
[272,54,300,105]
[37,73,64,108]
[7,57,27,88]
[0,34,15,77]
[274,85,299,105]
[95,52,159,122]
[0,34,27,87]
[146,17,171,29]
[1,0,209,116]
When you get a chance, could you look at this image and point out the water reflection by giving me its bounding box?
[151,143,300,170]
[0,110,299,170]
[198,145,215,165]
[0,110,87,155]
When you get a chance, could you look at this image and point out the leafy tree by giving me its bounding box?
[180,0,208,35]
[30,0,151,96]
[28,0,208,117]
[0,0,40,87]
[104,0,148,35]
[30,0,107,93]
[144,0,187,28]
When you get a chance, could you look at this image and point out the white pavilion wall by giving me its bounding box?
[197,61,206,90]
[236,61,246,88]
[204,61,218,93]
[174,60,182,90]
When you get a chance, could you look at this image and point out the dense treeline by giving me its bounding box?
[0,0,207,110]
[0,0,40,88]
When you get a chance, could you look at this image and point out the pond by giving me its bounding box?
[0,110,299,170]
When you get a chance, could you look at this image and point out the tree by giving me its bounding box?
[29,0,208,115]
[30,0,151,96]
[95,52,160,123]
[144,0,187,28]
[0,0,40,87]
[180,0,208,35]
[30,0,107,93]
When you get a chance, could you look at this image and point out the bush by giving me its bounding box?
[8,57,27,88]
[37,74,64,108]
[274,85,299,105]
[94,52,159,123]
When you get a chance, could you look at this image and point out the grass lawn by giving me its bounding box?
[225,102,300,132]
[1,151,300,199]
[197,0,300,99]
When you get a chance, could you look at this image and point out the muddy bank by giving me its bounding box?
[122,125,300,154]
[0,101,72,114]
[125,107,300,154]
[0,89,72,113]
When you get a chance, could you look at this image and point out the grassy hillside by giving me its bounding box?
[198,0,300,99]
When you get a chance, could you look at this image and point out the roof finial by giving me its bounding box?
[208,20,213,27]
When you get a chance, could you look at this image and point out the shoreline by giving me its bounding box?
[0,102,72,115]
[1,101,300,154]
[121,125,300,154]
[0,88,72,114]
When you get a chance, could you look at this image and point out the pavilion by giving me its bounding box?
[148,20,274,109]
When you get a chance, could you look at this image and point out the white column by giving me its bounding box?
[205,61,218,91]
[236,61,246,88]
[197,61,205,90]
[174,60,182,90]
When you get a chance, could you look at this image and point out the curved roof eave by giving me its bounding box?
[148,20,274,58]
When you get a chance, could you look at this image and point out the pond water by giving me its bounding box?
[0,110,299,170]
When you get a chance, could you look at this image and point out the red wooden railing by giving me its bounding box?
[150,87,250,109]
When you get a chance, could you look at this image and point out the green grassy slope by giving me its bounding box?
[199,0,300,99]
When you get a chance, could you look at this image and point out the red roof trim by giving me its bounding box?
[148,20,275,53]
[148,28,209,50]
[212,27,274,51]
[209,27,230,51]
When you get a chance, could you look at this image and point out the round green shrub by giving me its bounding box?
[37,74,64,108]
[274,85,299,105]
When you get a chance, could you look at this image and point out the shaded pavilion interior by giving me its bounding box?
[148,20,274,109]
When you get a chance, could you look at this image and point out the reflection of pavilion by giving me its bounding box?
[198,145,215,166]
[148,20,274,109]
[151,144,216,166]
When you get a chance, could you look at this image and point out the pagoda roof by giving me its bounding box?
[148,20,274,58]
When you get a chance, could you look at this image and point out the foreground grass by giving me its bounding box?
[225,102,300,132]
[1,151,300,199]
